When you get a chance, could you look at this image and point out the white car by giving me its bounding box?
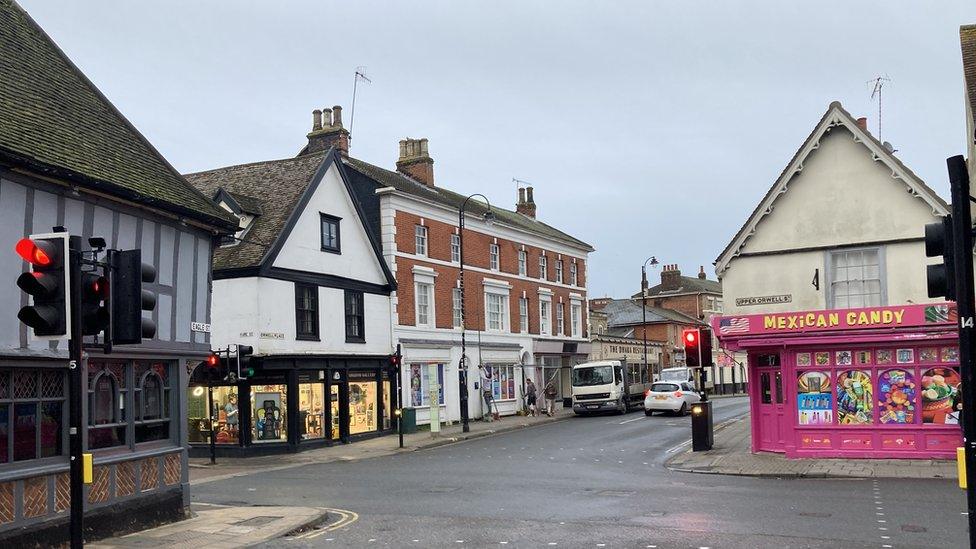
[643,381,701,416]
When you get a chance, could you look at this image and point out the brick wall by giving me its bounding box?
[393,211,587,336]
[651,294,704,320]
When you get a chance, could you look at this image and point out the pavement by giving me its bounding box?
[666,411,960,479]
[189,407,574,486]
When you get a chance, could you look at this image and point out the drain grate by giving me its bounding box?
[235,515,283,527]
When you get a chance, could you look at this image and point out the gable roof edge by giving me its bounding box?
[714,101,949,276]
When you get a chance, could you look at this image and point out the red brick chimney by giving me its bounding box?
[306,105,350,155]
[856,117,868,132]
[661,264,682,290]
[396,138,434,186]
[516,186,537,218]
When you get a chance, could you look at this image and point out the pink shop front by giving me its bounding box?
[713,303,963,459]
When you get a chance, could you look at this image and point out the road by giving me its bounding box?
[192,397,967,548]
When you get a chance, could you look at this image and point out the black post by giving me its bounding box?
[458,207,470,433]
[641,266,648,379]
[396,344,403,449]
[947,155,976,548]
[67,236,84,549]
[208,384,216,465]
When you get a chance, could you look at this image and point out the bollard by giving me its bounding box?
[691,400,713,451]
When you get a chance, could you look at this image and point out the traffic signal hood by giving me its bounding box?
[111,250,157,344]
[15,234,70,338]
[683,327,714,367]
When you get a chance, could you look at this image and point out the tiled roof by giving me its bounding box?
[631,276,722,298]
[341,157,594,251]
[227,191,264,216]
[0,0,236,230]
[963,25,976,142]
[185,152,328,270]
[600,299,704,327]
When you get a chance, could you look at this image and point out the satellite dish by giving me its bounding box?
[882,141,896,153]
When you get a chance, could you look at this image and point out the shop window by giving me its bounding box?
[330,385,339,440]
[295,283,319,340]
[0,370,66,463]
[837,370,873,425]
[89,369,125,450]
[921,367,961,425]
[382,371,393,431]
[349,374,377,436]
[827,247,884,309]
[409,363,444,407]
[489,365,516,401]
[299,383,326,440]
[89,361,174,449]
[188,385,240,445]
[251,385,286,443]
[797,371,833,425]
[344,290,365,343]
[320,213,341,253]
[878,369,917,424]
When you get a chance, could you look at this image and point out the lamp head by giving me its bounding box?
[483,210,495,226]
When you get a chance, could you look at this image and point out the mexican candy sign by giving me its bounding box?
[715,303,956,338]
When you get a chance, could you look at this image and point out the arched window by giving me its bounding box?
[141,373,162,420]
[91,373,116,425]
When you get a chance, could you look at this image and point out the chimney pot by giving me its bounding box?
[526,187,534,203]
[323,108,333,128]
[399,140,407,159]
[517,186,537,218]
[332,105,343,128]
[396,137,435,186]
[698,265,706,280]
[312,109,323,131]
[420,138,429,155]
[518,187,526,205]
[856,117,868,132]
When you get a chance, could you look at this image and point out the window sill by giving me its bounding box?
[320,247,341,255]
[297,335,320,341]
[345,337,366,344]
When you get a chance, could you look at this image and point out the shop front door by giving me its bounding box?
[756,366,787,452]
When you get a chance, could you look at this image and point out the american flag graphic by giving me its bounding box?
[719,317,750,334]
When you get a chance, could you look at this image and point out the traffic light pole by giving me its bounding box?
[67,236,84,549]
[947,155,976,547]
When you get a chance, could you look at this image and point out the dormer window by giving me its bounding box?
[320,213,341,253]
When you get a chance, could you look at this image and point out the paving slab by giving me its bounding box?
[666,412,959,479]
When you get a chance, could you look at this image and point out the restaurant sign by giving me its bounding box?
[714,303,956,338]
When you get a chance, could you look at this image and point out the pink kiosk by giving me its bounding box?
[713,303,962,459]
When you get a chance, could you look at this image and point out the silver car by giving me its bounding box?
[643,381,701,416]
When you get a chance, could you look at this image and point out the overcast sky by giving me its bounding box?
[17,1,976,298]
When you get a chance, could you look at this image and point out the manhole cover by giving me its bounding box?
[901,524,927,533]
[598,490,635,497]
[235,515,283,527]
[796,512,832,518]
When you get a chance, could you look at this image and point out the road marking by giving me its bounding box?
[619,416,644,424]
[292,508,360,539]
[665,439,692,454]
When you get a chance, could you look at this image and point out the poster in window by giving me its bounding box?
[796,353,811,367]
[797,371,832,425]
[878,369,916,424]
[921,368,961,424]
[835,351,852,366]
[856,350,871,365]
[836,370,872,425]
[410,364,423,407]
[815,352,830,366]
[876,349,892,365]
[941,347,959,363]
[508,372,515,400]
[919,348,938,363]
[896,348,914,364]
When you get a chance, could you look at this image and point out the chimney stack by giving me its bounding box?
[856,117,868,132]
[396,138,435,186]
[698,265,706,280]
[517,186,537,218]
[305,104,350,156]
[661,264,682,290]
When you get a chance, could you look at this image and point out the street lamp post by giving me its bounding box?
[641,256,659,380]
[458,194,495,433]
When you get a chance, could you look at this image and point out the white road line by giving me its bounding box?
[619,416,645,424]
[665,439,692,454]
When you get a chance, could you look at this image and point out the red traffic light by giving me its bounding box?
[207,353,219,367]
[683,329,699,346]
[15,238,54,266]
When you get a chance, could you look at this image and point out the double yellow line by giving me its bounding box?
[290,507,359,540]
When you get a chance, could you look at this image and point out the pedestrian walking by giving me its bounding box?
[544,380,558,417]
[525,378,538,417]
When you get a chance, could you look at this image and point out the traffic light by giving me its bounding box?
[683,328,701,366]
[237,345,254,379]
[15,234,70,338]
[924,215,955,300]
[111,250,157,344]
[80,270,110,336]
[204,352,227,382]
